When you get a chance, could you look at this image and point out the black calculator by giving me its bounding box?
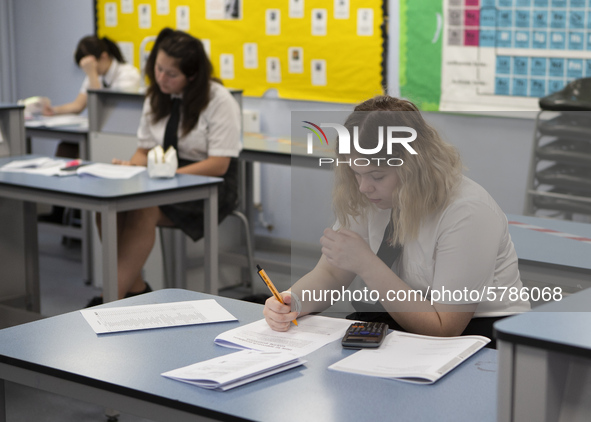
[341,322,388,349]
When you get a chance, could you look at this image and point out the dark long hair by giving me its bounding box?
[74,36,125,65]
[145,28,214,137]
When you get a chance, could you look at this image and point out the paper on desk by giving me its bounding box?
[25,114,88,128]
[76,163,146,179]
[80,299,237,334]
[162,350,306,391]
[214,315,352,357]
[0,157,66,175]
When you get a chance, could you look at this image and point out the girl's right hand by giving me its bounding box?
[263,293,298,332]
[112,158,131,166]
[41,98,54,116]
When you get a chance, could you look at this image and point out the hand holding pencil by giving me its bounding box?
[259,265,299,330]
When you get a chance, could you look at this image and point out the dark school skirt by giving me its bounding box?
[159,157,239,242]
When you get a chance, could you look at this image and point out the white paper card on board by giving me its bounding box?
[138,4,151,29]
[156,0,169,15]
[311,9,327,36]
[289,0,304,18]
[311,59,327,86]
[121,0,133,14]
[243,43,258,69]
[177,6,190,30]
[202,39,211,57]
[220,54,235,80]
[206,0,224,20]
[105,3,118,27]
[266,9,281,35]
[357,8,374,36]
[334,0,349,19]
[117,42,135,67]
[266,57,281,83]
[288,47,304,73]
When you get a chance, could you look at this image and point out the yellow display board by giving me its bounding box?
[96,0,384,103]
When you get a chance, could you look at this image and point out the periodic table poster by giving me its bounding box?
[401,0,591,111]
[96,0,385,104]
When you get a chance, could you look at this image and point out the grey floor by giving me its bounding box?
[2,230,276,422]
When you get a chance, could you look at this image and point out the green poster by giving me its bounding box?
[399,0,442,111]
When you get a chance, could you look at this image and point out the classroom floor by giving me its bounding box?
[2,230,278,422]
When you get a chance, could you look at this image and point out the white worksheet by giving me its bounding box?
[214,315,352,357]
[81,299,237,334]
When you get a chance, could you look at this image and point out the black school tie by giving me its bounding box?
[163,98,181,152]
[376,218,402,269]
[351,217,403,315]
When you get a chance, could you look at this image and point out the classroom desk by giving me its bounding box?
[25,117,92,282]
[0,155,221,309]
[25,117,89,159]
[506,214,591,292]
[494,288,591,422]
[0,289,498,422]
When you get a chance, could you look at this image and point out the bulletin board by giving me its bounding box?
[400,0,591,112]
[95,1,385,104]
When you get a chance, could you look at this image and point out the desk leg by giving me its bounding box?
[24,201,40,313]
[100,207,118,303]
[0,379,5,422]
[81,211,93,284]
[204,185,218,295]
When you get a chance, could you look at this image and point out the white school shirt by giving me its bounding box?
[136,82,242,162]
[338,176,531,317]
[79,60,141,93]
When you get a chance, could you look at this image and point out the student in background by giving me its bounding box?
[39,35,141,224]
[86,28,241,306]
[263,95,530,347]
[42,35,140,117]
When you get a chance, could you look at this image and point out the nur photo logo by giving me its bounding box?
[302,121,418,167]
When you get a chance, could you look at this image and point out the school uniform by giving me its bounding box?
[137,81,242,240]
[79,60,141,92]
[338,176,531,344]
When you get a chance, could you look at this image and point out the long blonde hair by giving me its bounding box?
[333,96,462,245]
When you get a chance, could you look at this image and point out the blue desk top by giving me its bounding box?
[0,290,498,422]
[0,155,222,199]
[507,214,591,271]
[0,103,24,110]
[495,287,591,358]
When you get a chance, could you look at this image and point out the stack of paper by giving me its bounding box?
[328,331,490,384]
[214,315,352,357]
[162,350,305,391]
[80,299,237,334]
[75,163,146,179]
[0,157,66,175]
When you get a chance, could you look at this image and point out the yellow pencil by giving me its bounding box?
[256,265,298,326]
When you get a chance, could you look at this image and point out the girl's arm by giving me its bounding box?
[112,148,150,166]
[44,93,88,115]
[321,227,476,337]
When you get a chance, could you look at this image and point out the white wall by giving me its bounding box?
[13,0,93,105]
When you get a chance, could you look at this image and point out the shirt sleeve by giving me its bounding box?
[203,85,242,157]
[136,98,159,150]
[79,77,90,94]
[111,64,141,92]
[430,200,503,304]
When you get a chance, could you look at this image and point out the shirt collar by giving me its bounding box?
[102,60,118,87]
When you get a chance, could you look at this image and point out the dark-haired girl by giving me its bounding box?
[43,35,140,116]
[88,28,241,306]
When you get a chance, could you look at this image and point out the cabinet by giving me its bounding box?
[524,79,591,217]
